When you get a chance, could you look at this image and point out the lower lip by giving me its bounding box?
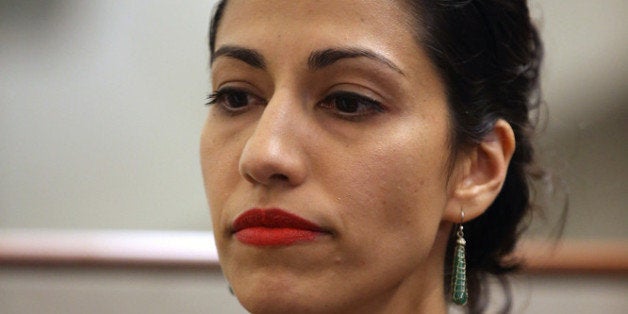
[235,227,322,246]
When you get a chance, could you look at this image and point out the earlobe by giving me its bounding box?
[444,119,516,223]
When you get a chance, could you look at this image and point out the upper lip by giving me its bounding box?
[232,208,326,233]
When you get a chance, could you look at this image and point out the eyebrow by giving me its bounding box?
[211,45,404,75]
[308,47,405,75]
[211,45,266,69]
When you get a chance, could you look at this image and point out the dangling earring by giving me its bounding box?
[451,208,468,306]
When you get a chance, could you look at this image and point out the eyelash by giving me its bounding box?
[318,91,385,119]
[206,88,385,119]
[206,87,264,114]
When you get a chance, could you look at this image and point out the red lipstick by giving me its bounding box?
[232,208,326,246]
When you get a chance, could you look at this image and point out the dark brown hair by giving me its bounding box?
[208,1,544,313]
[408,2,543,313]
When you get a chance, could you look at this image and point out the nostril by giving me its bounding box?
[242,172,290,185]
[270,174,289,182]
[243,173,257,184]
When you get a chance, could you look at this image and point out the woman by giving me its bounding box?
[201,0,543,313]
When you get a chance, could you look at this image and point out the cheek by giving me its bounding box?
[324,123,451,264]
[200,119,243,226]
[350,152,446,239]
[336,128,448,221]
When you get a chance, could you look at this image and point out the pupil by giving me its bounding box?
[337,97,358,113]
[228,92,248,107]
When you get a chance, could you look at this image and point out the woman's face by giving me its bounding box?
[201,0,460,312]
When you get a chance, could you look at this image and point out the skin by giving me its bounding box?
[200,1,515,313]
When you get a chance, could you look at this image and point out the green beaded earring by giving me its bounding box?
[451,209,468,306]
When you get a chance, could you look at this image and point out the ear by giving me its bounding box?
[443,119,516,223]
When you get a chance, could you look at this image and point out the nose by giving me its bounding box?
[238,94,308,187]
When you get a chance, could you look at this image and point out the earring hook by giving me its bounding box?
[460,208,465,225]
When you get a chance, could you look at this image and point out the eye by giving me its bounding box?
[319,91,385,119]
[206,87,265,114]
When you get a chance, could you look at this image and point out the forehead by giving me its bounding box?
[220,0,410,23]
[212,0,444,101]
[215,0,418,56]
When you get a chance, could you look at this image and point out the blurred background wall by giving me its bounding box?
[1,0,210,231]
[1,0,626,313]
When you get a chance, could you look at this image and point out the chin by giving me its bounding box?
[236,284,316,314]
[231,271,331,314]
[239,297,312,314]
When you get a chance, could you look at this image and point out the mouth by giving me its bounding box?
[232,208,328,246]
